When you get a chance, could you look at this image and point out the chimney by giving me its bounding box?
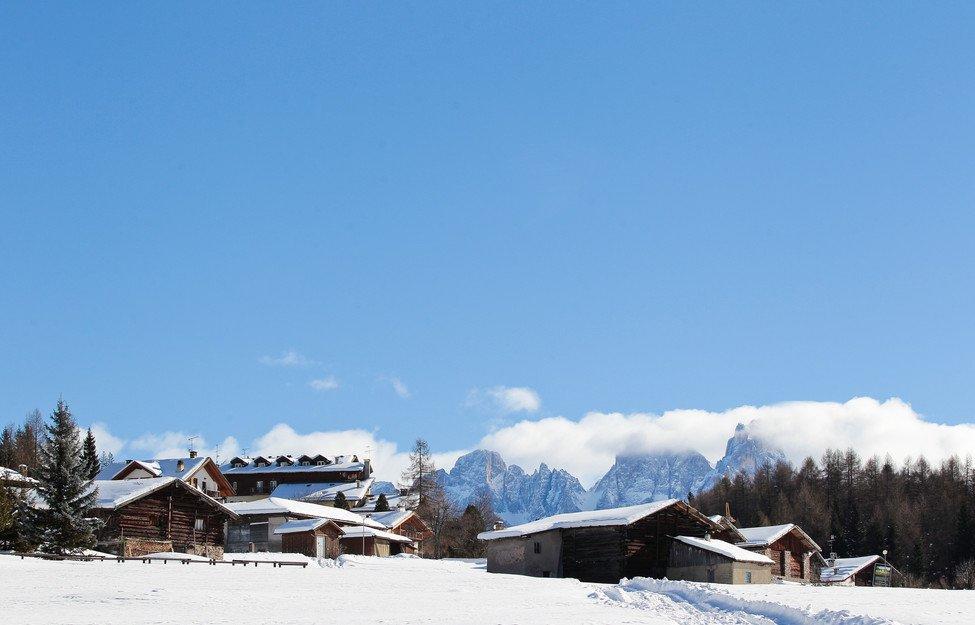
[704,532,712,541]
[189,450,198,459]
[177,460,185,472]
[18,464,28,476]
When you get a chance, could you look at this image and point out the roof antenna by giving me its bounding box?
[188,435,199,459]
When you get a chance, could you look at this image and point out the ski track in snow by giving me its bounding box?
[592,578,902,625]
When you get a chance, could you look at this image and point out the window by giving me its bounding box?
[255,480,264,493]
[707,569,715,583]
[745,571,753,584]
[301,461,310,466]
[317,460,326,466]
[533,542,541,554]
[192,478,198,488]
[542,571,550,578]
[194,518,204,532]
[269,480,277,491]
[231,481,237,492]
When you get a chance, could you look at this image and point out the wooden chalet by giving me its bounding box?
[364,509,433,556]
[97,452,234,499]
[275,518,345,559]
[736,523,823,582]
[221,454,372,503]
[340,526,416,557]
[821,555,901,586]
[668,535,773,584]
[91,477,239,558]
[477,499,718,583]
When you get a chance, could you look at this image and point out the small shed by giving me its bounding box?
[477,499,718,583]
[340,526,416,557]
[736,523,822,582]
[668,535,773,584]
[820,555,901,586]
[274,518,343,559]
[364,510,433,556]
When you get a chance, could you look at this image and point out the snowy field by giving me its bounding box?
[1,554,971,625]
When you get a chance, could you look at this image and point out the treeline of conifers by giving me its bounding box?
[692,449,975,588]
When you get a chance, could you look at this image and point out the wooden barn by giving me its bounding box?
[274,518,344,559]
[736,523,823,582]
[91,477,239,558]
[363,510,433,556]
[477,499,718,583]
[821,555,901,586]
[339,526,416,557]
[667,535,773,584]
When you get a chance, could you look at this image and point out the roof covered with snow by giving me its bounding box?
[224,497,385,529]
[478,499,691,540]
[820,556,882,582]
[736,524,821,552]
[365,509,414,530]
[221,455,365,475]
[0,466,37,484]
[673,536,774,564]
[271,478,373,503]
[274,517,340,535]
[340,526,414,543]
[91,478,239,518]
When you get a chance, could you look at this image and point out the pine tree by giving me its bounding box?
[0,426,15,468]
[33,399,98,554]
[80,428,100,480]
[333,491,349,510]
[374,493,390,512]
[0,480,14,548]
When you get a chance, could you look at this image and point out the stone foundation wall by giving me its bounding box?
[122,538,174,557]
[184,544,224,560]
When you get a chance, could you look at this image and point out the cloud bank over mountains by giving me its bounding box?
[85,397,975,485]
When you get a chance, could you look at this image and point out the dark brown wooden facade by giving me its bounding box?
[560,501,714,583]
[386,514,433,556]
[280,522,343,559]
[225,469,369,498]
[93,480,238,557]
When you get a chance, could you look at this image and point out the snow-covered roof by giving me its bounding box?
[0,466,37,484]
[91,478,239,518]
[94,461,128,480]
[274,517,340,535]
[736,524,821,552]
[271,478,373,503]
[340,526,414,543]
[366,509,414,530]
[478,499,693,540]
[352,491,413,513]
[221,457,365,475]
[673,536,774,564]
[820,556,882,583]
[224,497,385,529]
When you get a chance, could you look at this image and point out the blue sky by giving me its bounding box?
[1,3,974,478]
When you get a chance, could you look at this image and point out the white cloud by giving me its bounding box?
[86,422,126,456]
[468,386,541,414]
[248,423,462,482]
[126,431,241,464]
[479,397,975,486]
[259,349,317,367]
[309,375,340,391]
[390,377,411,399]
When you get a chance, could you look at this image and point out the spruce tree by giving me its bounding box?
[34,399,98,554]
[374,493,390,512]
[333,491,349,510]
[80,428,100,480]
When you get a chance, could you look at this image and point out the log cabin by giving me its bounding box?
[223,496,386,553]
[275,518,345,559]
[340,526,416,557]
[735,523,823,582]
[667,535,773,584]
[96,452,234,499]
[363,509,433,556]
[220,454,372,503]
[477,499,719,583]
[91,477,239,558]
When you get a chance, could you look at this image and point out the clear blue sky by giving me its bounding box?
[1,3,973,457]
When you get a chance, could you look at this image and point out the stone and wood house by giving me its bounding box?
[477,499,722,584]
[736,523,823,582]
[97,452,235,499]
[667,535,773,584]
[220,454,373,506]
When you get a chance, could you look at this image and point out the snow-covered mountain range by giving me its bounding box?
[436,422,786,523]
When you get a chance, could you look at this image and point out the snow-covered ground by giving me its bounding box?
[0,554,970,625]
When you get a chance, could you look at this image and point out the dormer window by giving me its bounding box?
[317,460,326,466]
[301,461,311,466]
